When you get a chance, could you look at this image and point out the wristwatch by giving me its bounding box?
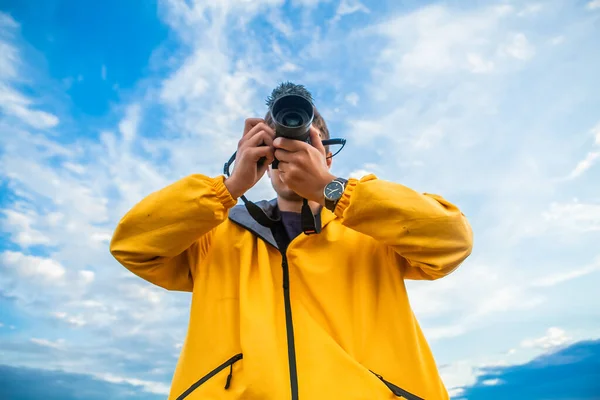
[323,177,348,212]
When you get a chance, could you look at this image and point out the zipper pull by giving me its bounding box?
[224,362,233,389]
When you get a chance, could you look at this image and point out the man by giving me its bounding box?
[110,86,473,400]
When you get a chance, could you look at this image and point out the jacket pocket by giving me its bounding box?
[176,353,243,400]
[371,371,424,400]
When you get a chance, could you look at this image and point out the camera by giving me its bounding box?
[270,93,314,143]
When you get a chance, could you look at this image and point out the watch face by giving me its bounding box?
[325,180,345,201]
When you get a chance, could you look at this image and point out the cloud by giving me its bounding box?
[0,364,165,400]
[587,0,600,10]
[1,251,66,281]
[331,0,370,23]
[532,258,600,287]
[517,3,543,17]
[31,338,66,350]
[567,151,600,179]
[118,103,141,142]
[2,208,52,247]
[365,4,533,87]
[0,17,59,129]
[54,311,87,327]
[566,121,600,179]
[499,32,535,60]
[521,327,572,350]
[542,200,600,232]
[0,83,59,129]
[345,92,359,106]
[457,339,600,399]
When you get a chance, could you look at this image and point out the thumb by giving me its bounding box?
[309,126,326,156]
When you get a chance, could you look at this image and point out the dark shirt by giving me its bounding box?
[280,211,303,242]
[279,210,322,243]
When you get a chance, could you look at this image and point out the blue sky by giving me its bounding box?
[1,0,600,399]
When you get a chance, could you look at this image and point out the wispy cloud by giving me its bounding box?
[587,0,600,10]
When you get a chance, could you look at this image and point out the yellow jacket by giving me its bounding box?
[110,173,473,400]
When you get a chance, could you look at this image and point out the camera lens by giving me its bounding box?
[279,109,309,128]
[270,94,314,141]
[283,113,302,127]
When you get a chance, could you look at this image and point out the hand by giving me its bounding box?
[225,118,275,199]
[273,126,335,204]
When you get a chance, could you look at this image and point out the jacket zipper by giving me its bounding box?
[282,254,299,400]
[176,353,243,400]
[371,371,424,400]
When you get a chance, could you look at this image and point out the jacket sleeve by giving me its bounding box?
[334,174,473,280]
[109,174,237,291]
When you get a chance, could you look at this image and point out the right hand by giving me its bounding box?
[225,118,275,199]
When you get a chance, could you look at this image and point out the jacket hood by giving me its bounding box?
[228,199,281,249]
[228,199,331,249]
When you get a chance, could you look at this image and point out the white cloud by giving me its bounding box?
[0,41,18,79]
[521,327,571,349]
[266,9,293,37]
[2,209,52,247]
[567,151,600,179]
[0,83,59,129]
[368,4,526,86]
[79,270,95,284]
[331,0,369,23]
[291,0,329,7]
[280,62,300,72]
[467,53,494,73]
[549,35,565,45]
[30,338,65,349]
[482,378,503,386]
[118,103,141,142]
[423,325,467,341]
[532,259,600,287]
[345,92,359,106]
[587,0,600,10]
[542,201,600,232]
[1,251,66,281]
[63,162,86,174]
[500,33,535,60]
[94,373,170,395]
[593,122,600,145]
[517,4,543,17]
[54,312,87,327]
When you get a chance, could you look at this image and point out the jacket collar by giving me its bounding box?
[228,198,337,249]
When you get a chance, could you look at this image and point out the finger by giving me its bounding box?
[243,122,275,143]
[274,148,294,163]
[309,126,326,156]
[273,137,306,152]
[277,160,289,173]
[247,146,274,162]
[243,118,264,136]
[246,130,274,148]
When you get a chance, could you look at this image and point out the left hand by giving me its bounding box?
[273,126,335,204]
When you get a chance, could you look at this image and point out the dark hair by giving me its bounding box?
[264,108,331,152]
